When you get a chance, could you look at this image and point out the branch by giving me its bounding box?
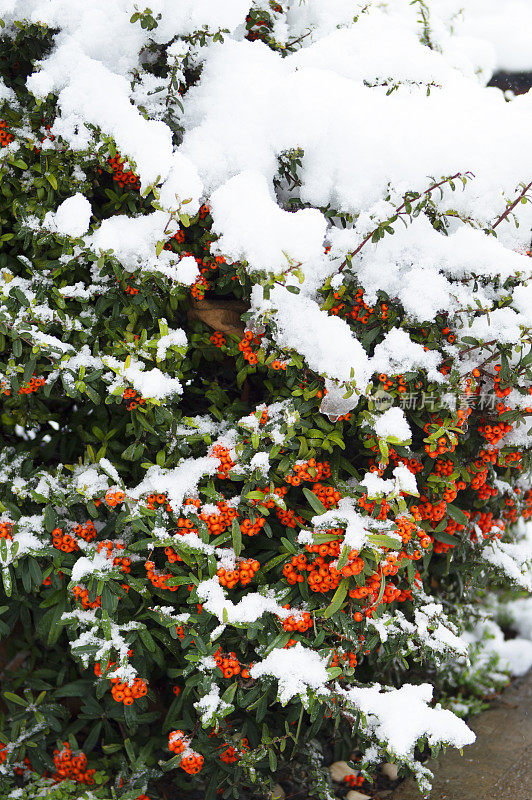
[284,29,313,49]
[338,172,470,272]
[492,180,532,229]
[458,339,497,360]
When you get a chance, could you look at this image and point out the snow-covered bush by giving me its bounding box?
[0,1,531,798]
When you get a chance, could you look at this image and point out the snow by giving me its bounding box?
[458,0,532,72]
[483,521,532,591]
[210,170,326,275]
[157,152,203,216]
[462,615,532,678]
[99,458,121,484]
[413,604,467,656]
[373,407,412,443]
[393,465,419,496]
[171,255,200,286]
[43,193,92,238]
[339,220,532,326]
[104,355,183,400]
[361,474,395,498]
[1,515,44,566]
[491,638,532,677]
[155,328,187,362]
[311,498,372,552]
[249,452,270,476]
[361,466,418,498]
[196,577,292,626]
[250,643,330,705]
[341,683,475,759]
[502,595,532,641]
[180,36,532,226]
[131,458,218,512]
[262,286,372,389]
[371,328,442,382]
[88,211,175,273]
[70,550,113,584]
[72,465,110,498]
[194,684,232,725]
[0,77,14,102]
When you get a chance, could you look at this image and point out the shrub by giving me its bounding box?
[0,3,531,799]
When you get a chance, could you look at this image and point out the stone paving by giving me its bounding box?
[391,669,532,800]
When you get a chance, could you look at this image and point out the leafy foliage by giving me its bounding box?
[0,8,530,800]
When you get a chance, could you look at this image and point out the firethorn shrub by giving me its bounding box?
[0,4,531,800]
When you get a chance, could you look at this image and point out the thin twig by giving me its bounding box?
[338,173,467,272]
[284,29,313,49]
[458,339,497,360]
[492,180,532,229]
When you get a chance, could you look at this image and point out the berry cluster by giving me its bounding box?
[0,119,14,146]
[281,609,313,633]
[284,458,331,486]
[107,154,140,189]
[72,584,101,609]
[96,540,132,572]
[214,647,251,679]
[217,558,260,588]
[123,387,146,409]
[237,330,264,365]
[111,676,147,705]
[210,444,236,479]
[51,527,79,553]
[52,743,95,785]
[145,560,178,591]
[168,730,204,774]
[105,489,125,507]
[18,375,45,395]
[72,520,97,542]
[198,499,239,535]
[210,330,226,348]
[0,520,13,540]
[146,492,171,512]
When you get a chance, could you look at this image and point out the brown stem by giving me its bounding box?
[492,181,532,229]
[458,339,497,360]
[285,30,313,49]
[338,173,467,272]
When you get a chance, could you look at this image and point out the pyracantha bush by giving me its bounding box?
[0,2,531,799]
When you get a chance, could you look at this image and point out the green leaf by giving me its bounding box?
[45,172,58,190]
[101,611,112,641]
[337,545,350,571]
[302,487,326,515]
[367,533,401,550]
[446,504,468,526]
[3,692,27,706]
[2,567,12,597]
[221,682,238,705]
[323,578,348,619]
[433,530,458,545]
[262,553,289,573]
[83,721,102,754]
[124,738,136,763]
[56,680,93,698]
[375,571,386,605]
[231,518,242,558]
[139,628,156,652]
[43,505,58,533]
